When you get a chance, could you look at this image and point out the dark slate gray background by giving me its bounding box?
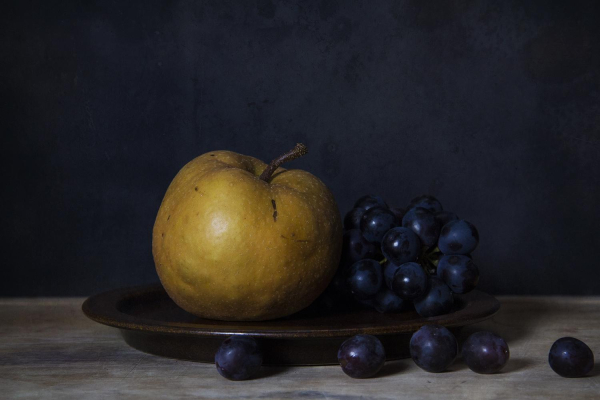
[2,1,600,296]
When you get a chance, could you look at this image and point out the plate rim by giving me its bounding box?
[82,284,501,339]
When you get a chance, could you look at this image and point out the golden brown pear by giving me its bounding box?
[152,144,343,321]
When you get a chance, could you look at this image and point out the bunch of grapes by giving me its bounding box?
[325,194,480,318]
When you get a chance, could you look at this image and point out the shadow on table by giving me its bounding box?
[590,362,600,378]
[256,365,293,379]
[500,357,535,374]
[258,360,410,379]
[447,356,533,374]
[458,297,553,344]
[447,356,469,372]
[376,360,409,377]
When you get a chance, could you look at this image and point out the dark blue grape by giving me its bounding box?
[360,207,399,243]
[409,195,443,214]
[354,195,388,211]
[344,207,366,230]
[391,262,429,300]
[435,211,459,227]
[317,267,353,311]
[383,260,401,289]
[413,277,454,317]
[410,324,458,373]
[215,336,263,380]
[341,229,378,265]
[356,297,377,309]
[462,331,510,374]
[338,334,386,378]
[549,337,594,378]
[402,207,441,248]
[329,267,351,296]
[381,227,421,266]
[438,219,479,255]
[389,206,406,222]
[348,259,383,300]
[373,287,407,313]
[437,255,479,294]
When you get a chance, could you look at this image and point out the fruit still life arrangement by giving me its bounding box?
[151,144,595,380]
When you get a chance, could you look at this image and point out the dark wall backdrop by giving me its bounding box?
[2,1,600,296]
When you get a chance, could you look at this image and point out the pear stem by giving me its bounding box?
[259,143,308,183]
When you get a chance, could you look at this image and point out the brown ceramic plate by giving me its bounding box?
[82,284,500,365]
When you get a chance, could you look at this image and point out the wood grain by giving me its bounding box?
[1,297,599,399]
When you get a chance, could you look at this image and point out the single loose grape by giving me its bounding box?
[462,331,510,374]
[215,336,263,380]
[338,334,386,378]
[549,337,594,378]
[410,324,458,373]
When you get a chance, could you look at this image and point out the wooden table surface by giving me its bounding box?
[1,296,598,399]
